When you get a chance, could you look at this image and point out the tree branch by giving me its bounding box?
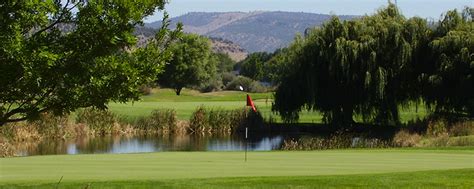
[31,0,79,38]
[0,105,53,126]
[0,86,56,126]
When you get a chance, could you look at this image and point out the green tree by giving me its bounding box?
[238,52,273,81]
[264,47,301,84]
[273,4,431,125]
[158,34,217,95]
[0,1,181,125]
[421,8,473,116]
[214,52,236,73]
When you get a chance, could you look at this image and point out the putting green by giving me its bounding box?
[1,149,472,185]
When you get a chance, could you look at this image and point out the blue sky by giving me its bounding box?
[145,0,473,22]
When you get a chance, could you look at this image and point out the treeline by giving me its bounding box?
[269,5,473,125]
[156,34,273,94]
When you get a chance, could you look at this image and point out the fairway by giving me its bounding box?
[107,89,327,122]
[1,149,472,186]
[106,89,426,123]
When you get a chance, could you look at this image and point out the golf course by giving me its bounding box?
[1,89,472,188]
[106,88,427,123]
[1,148,473,188]
[1,1,473,189]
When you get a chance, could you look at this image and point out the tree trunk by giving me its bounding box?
[330,105,354,127]
[175,88,182,96]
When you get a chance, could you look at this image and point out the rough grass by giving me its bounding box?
[107,88,427,123]
[1,149,472,187]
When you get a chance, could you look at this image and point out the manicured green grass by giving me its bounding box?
[1,149,472,187]
[2,169,473,189]
[107,88,427,123]
[139,88,273,102]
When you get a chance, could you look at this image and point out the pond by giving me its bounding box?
[13,134,287,156]
[12,132,393,156]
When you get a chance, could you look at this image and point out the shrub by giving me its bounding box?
[199,77,223,93]
[248,81,267,93]
[221,72,236,87]
[226,76,253,91]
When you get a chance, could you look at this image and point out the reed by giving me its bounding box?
[133,109,184,134]
[75,108,118,135]
[448,120,474,137]
[282,132,392,150]
[393,129,422,147]
[189,107,264,135]
[0,137,15,157]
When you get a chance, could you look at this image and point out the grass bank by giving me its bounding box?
[1,149,473,187]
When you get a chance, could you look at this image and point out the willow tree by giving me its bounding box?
[421,8,473,116]
[273,4,431,125]
[0,1,181,125]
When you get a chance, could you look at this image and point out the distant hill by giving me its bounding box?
[209,37,247,62]
[145,11,357,52]
[134,28,248,62]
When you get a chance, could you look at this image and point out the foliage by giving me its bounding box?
[225,76,254,91]
[264,47,302,84]
[0,1,181,125]
[196,53,236,92]
[199,77,224,93]
[273,4,468,125]
[421,7,474,116]
[237,52,273,81]
[221,72,237,87]
[225,76,268,93]
[214,52,236,73]
[158,34,217,95]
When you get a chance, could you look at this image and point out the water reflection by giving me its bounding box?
[13,134,287,156]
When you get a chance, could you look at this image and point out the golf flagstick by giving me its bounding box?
[245,127,248,162]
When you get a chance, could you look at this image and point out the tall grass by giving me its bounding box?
[189,107,264,135]
[0,137,15,157]
[393,118,473,148]
[76,108,118,135]
[33,112,73,138]
[282,131,393,150]
[134,109,187,134]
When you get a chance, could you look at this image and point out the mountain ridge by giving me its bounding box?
[145,11,358,52]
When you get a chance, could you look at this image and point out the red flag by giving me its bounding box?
[246,94,257,112]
